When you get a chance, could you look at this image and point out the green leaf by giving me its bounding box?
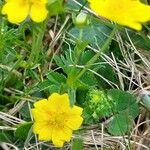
[123,30,150,51]
[54,51,75,74]
[80,50,95,65]
[19,102,31,121]
[71,138,83,150]
[107,89,139,135]
[69,17,112,49]
[15,122,33,140]
[108,89,139,119]
[74,41,89,58]
[37,72,67,94]
[47,71,66,85]
[0,131,13,142]
[47,0,64,16]
[54,55,65,69]
[108,113,132,135]
[66,0,87,11]
[37,80,53,91]
[80,72,97,87]
[48,84,61,94]
[97,64,119,89]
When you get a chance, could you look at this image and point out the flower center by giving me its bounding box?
[52,113,66,128]
[55,115,64,124]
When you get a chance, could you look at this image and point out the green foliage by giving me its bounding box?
[47,71,66,85]
[96,64,119,89]
[1,0,149,149]
[69,17,112,49]
[71,138,83,150]
[47,0,64,16]
[83,89,139,135]
[108,89,139,118]
[19,102,32,121]
[0,130,14,143]
[68,87,76,107]
[65,0,87,11]
[83,89,113,124]
[15,122,33,140]
[108,112,132,135]
[123,30,150,51]
[107,89,139,135]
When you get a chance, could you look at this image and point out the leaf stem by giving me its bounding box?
[28,21,47,66]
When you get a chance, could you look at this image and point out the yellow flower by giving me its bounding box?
[88,0,150,30]
[2,0,48,24]
[31,93,83,147]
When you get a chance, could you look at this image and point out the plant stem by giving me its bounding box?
[28,22,47,66]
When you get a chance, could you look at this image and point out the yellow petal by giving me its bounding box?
[52,126,72,147]
[48,93,70,110]
[33,123,53,140]
[88,0,150,30]
[33,99,57,114]
[30,2,48,22]
[71,106,83,116]
[127,22,142,31]
[66,116,83,130]
[34,99,48,108]
[2,0,29,24]
[64,106,83,129]
[31,108,51,121]
[52,138,64,147]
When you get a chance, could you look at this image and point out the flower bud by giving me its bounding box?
[74,12,89,28]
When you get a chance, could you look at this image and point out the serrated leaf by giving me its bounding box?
[47,71,66,85]
[108,89,139,119]
[108,113,132,135]
[54,55,65,68]
[48,84,61,93]
[54,54,73,74]
[97,64,119,88]
[80,50,95,65]
[37,80,53,91]
[80,72,97,87]
[15,122,33,140]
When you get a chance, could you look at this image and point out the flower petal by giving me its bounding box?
[52,126,72,147]
[2,0,29,24]
[30,2,48,22]
[33,99,48,108]
[33,123,53,140]
[127,22,142,31]
[48,93,70,110]
[31,108,51,121]
[71,106,83,116]
[88,0,150,30]
[66,116,83,130]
